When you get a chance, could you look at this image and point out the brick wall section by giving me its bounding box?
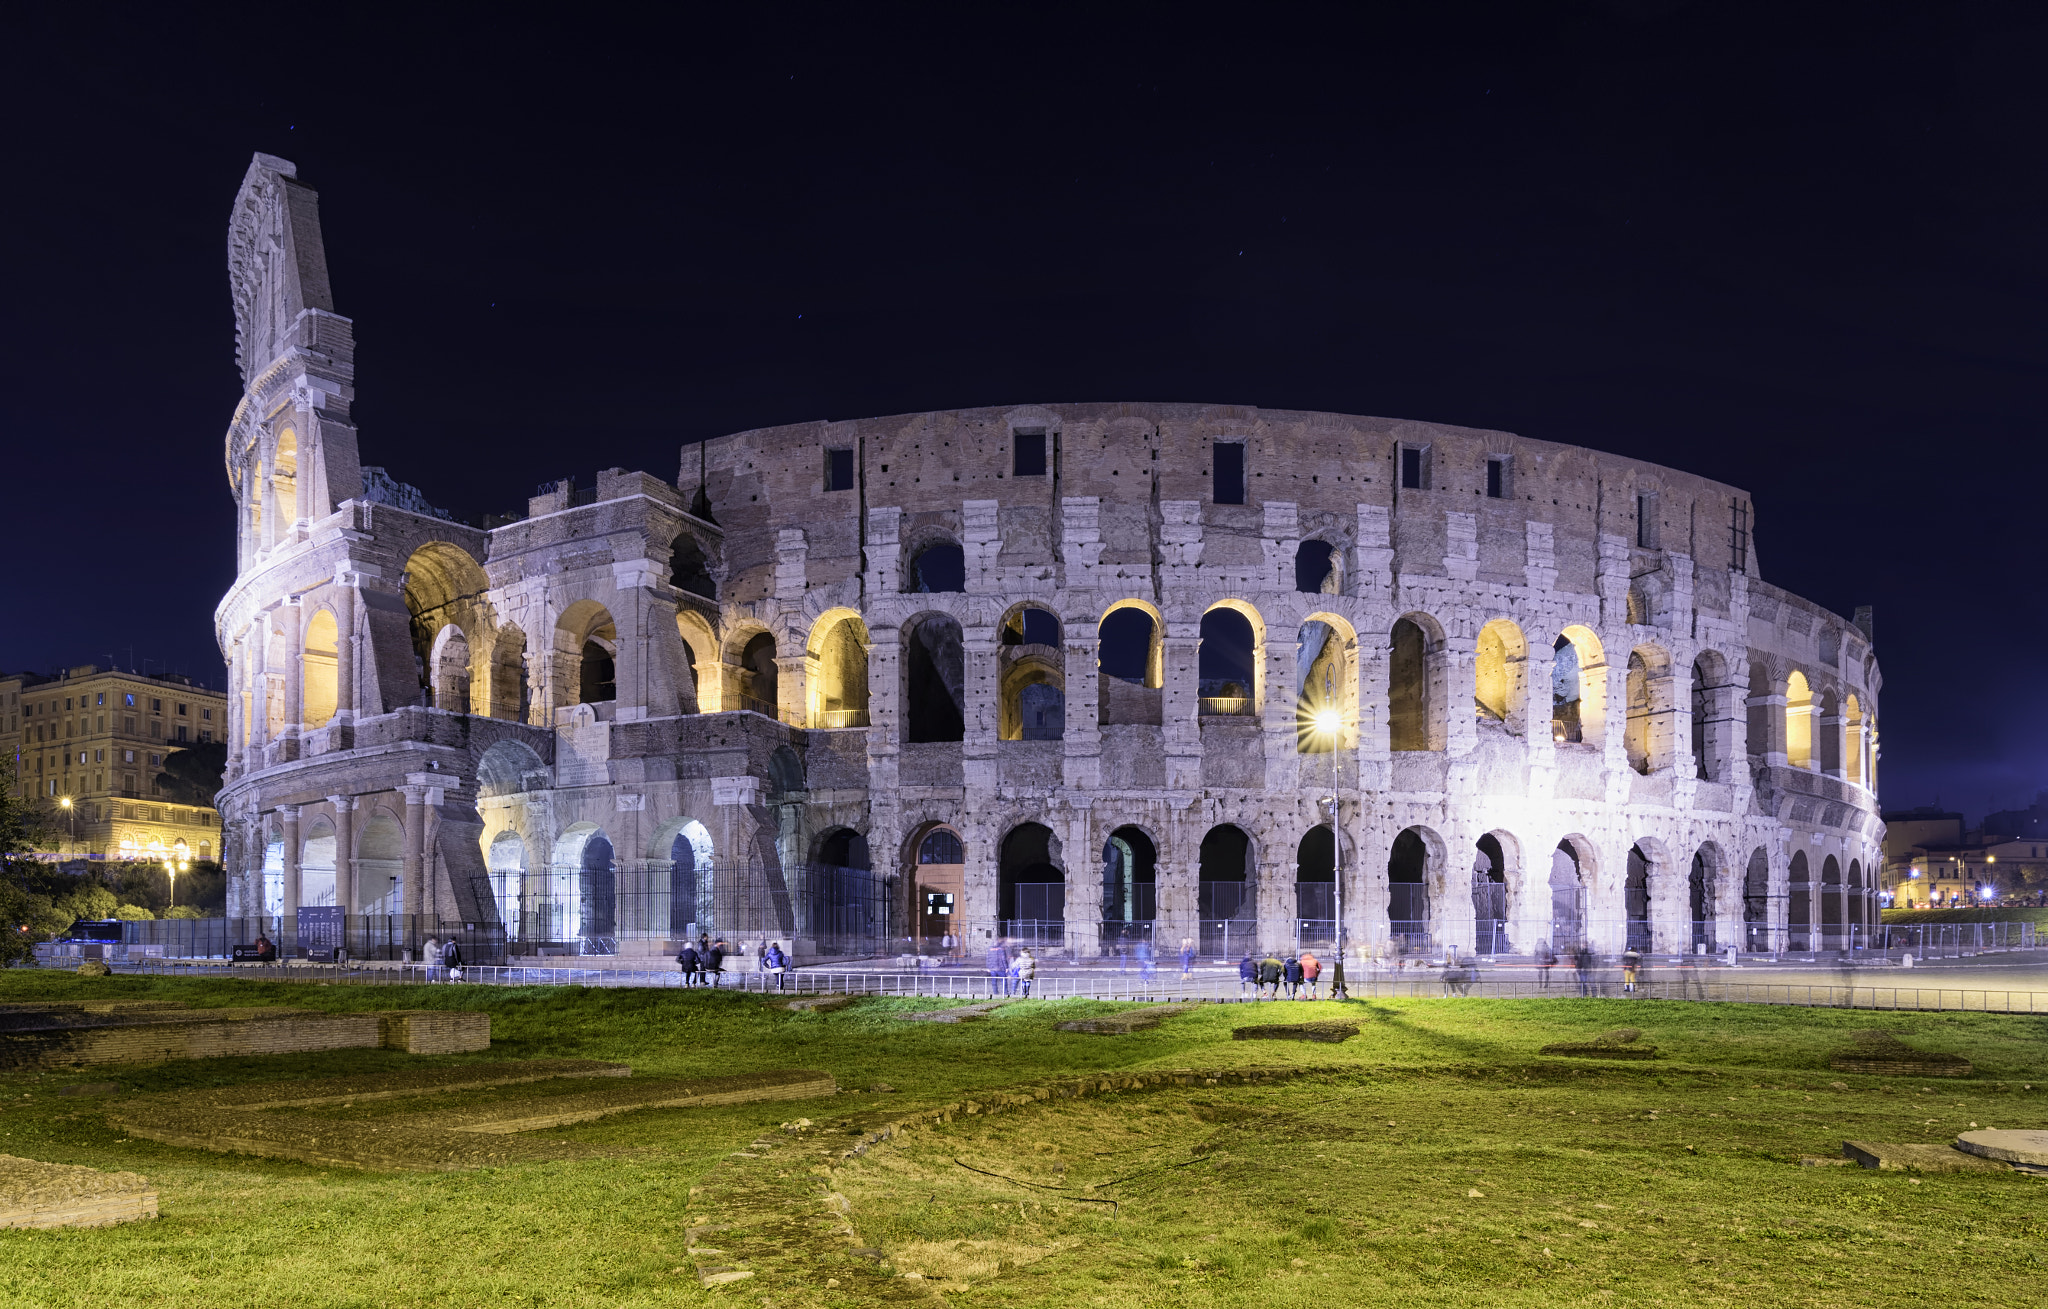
[2,1007,490,1069]
[374,1010,491,1054]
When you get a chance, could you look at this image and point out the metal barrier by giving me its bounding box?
[41,952,2048,1013]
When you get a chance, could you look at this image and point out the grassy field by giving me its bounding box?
[0,970,2044,1308]
[1880,906,2048,925]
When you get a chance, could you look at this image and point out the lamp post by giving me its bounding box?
[170,839,190,911]
[59,795,74,853]
[1313,707,1349,1000]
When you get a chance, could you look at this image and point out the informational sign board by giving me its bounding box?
[298,906,346,962]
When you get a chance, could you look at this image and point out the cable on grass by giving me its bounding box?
[952,1159,1119,1216]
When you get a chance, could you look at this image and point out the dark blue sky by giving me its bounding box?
[3,2,2044,819]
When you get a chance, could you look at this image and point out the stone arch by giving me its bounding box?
[1552,624,1608,744]
[1785,670,1815,770]
[1199,601,1264,716]
[1690,649,1731,781]
[1625,837,1670,951]
[1386,825,1445,946]
[1296,612,1357,753]
[767,744,805,797]
[1550,835,1597,949]
[1294,537,1343,594]
[476,738,547,798]
[1389,612,1448,752]
[548,823,615,951]
[1821,852,1843,944]
[1690,842,1726,951]
[489,626,529,721]
[1788,849,1812,950]
[430,623,473,713]
[1101,824,1159,947]
[1625,644,1674,775]
[906,535,966,593]
[1198,823,1256,956]
[271,428,299,529]
[998,603,1063,741]
[902,611,966,743]
[674,610,720,713]
[1100,599,1164,725]
[654,818,714,940]
[303,607,339,729]
[908,821,966,950]
[1295,825,1336,945]
[807,608,870,729]
[403,541,492,708]
[998,822,1065,942]
[732,626,780,718]
[1474,617,1527,728]
[1472,830,1515,953]
[487,830,526,939]
[1743,848,1770,950]
[356,810,405,915]
[300,816,337,909]
[1845,693,1867,787]
[554,599,617,709]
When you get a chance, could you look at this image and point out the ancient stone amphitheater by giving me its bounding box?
[216,154,1882,965]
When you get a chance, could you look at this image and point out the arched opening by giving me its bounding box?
[1295,826,1335,948]
[550,600,618,710]
[432,624,473,713]
[1295,618,1352,753]
[1474,619,1525,728]
[1198,607,1258,716]
[1690,655,1716,780]
[263,834,286,918]
[1550,841,1586,949]
[1690,848,1716,951]
[1387,828,1431,947]
[272,430,298,527]
[404,542,492,710]
[580,832,617,952]
[490,628,528,721]
[1388,617,1434,750]
[1743,848,1770,951]
[670,533,716,599]
[1624,647,1672,775]
[1785,671,1814,770]
[1473,833,1507,954]
[579,640,616,703]
[1846,694,1866,787]
[1552,626,1606,744]
[476,739,545,798]
[1847,858,1866,935]
[1294,539,1341,594]
[999,605,1063,741]
[357,813,404,916]
[914,825,965,952]
[488,831,525,939]
[1198,824,1253,957]
[300,820,336,909]
[1099,603,1164,726]
[810,613,870,729]
[1625,844,1653,951]
[903,614,965,743]
[303,608,338,729]
[1100,825,1158,951]
[740,631,779,718]
[669,820,713,940]
[998,823,1063,945]
[908,540,966,593]
[1821,854,1843,947]
[1788,850,1811,951]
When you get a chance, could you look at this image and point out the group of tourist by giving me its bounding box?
[674,934,730,986]
[1237,949,1324,999]
[984,939,1040,996]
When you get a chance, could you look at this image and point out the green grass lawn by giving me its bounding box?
[1,970,2044,1308]
[1881,906,2048,925]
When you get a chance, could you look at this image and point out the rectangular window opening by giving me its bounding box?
[824,447,856,492]
[1013,430,1047,477]
[1213,442,1246,505]
[1730,499,1750,572]
[1486,457,1507,499]
[1636,493,1660,549]
[1400,446,1427,490]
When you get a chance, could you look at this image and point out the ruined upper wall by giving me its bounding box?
[686,403,1761,605]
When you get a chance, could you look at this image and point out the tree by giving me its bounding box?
[157,741,227,808]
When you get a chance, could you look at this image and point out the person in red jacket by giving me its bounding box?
[1299,950,1321,999]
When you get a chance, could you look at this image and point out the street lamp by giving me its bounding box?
[58,796,73,852]
[1312,706,1349,1000]
[170,839,191,910]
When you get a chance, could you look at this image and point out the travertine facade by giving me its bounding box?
[215,154,1883,961]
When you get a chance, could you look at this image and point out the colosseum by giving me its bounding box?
[215,154,1883,966]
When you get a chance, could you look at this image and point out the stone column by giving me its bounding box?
[279,804,302,924]
[249,613,272,760]
[330,796,356,914]
[400,783,429,919]
[960,626,998,793]
[1162,623,1202,790]
[279,598,303,761]
[332,580,357,725]
[711,775,763,944]
[1061,615,1101,790]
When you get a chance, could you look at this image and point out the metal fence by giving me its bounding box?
[39,951,2048,1014]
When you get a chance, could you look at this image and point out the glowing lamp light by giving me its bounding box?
[1314,708,1342,738]
[58,796,71,809]
[1981,886,1997,901]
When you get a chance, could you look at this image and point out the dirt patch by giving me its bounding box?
[1231,1022,1358,1043]
[0,1153,157,1230]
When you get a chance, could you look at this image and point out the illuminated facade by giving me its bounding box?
[214,153,1884,961]
[0,667,225,861]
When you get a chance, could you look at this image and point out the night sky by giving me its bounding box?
[3,3,2043,820]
